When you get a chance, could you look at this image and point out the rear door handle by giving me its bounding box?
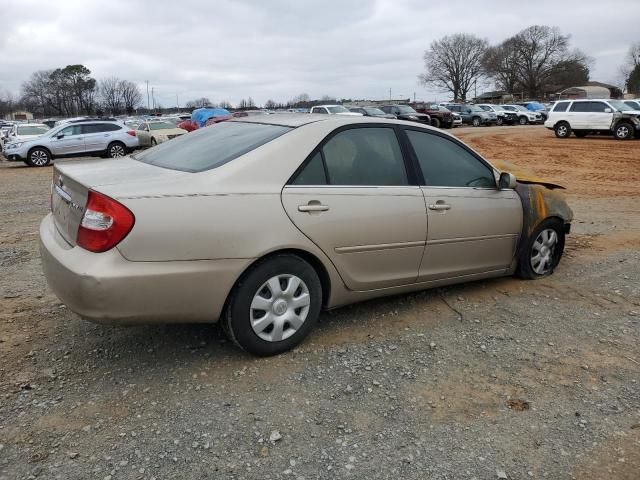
[298,202,329,213]
[428,203,451,211]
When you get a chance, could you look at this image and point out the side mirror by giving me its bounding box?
[604,108,612,113]
[499,172,517,189]
[56,133,65,139]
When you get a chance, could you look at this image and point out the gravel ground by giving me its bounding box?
[0,126,639,480]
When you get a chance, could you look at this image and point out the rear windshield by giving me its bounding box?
[132,121,292,172]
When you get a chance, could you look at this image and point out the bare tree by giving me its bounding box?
[119,80,142,115]
[483,38,521,94]
[99,77,123,115]
[264,99,277,109]
[419,34,488,101]
[218,100,232,109]
[185,97,212,109]
[511,26,571,98]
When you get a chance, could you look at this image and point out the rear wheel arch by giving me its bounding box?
[225,248,332,313]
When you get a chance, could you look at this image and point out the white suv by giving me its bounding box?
[544,99,640,140]
[309,105,362,116]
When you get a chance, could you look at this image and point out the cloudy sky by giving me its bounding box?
[1,0,638,107]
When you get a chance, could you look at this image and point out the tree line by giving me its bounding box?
[0,64,143,118]
[420,25,639,102]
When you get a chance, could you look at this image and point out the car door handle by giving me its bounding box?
[428,202,451,211]
[298,202,329,213]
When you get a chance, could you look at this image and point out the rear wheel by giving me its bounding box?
[223,254,322,356]
[472,116,481,127]
[107,141,127,158]
[613,122,633,140]
[26,148,51,167]
[554,122,571,138]
[517,218,565,279]
[431,118,441,129]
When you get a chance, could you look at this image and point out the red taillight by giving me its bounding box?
[126,130,136,137]
[76,190,135,253]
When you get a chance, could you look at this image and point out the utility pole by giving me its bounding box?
[389,88,392,100]
[146,80,150,110]
[176,94,179,109]
[152,87,155,111]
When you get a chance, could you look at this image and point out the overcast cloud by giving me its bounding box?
[1,0,638,106]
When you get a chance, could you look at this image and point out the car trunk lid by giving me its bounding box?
[51,157,180,246]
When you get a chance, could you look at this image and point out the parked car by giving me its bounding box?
[477,104,518,125]
[517,101,548,121]
[544,98,640,140]
[501,105,543,125]
[135,120,187,147]
[348,106,396,119]
[445,104,496,126]
[3,119,139,167]
[379,105,431,125]
[623,99,640,111]
[40,115,572,355]
[309,105,362,116]
[411,103,454,128]
[177,119,199,132]
[5,123,50,144]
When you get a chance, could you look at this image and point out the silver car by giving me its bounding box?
[40,115,572,355]
[4,119,140,167]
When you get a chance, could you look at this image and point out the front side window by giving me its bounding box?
[553,102,570,112]
[292,127,408,186]
[133,121,292,173]
[406,130,495,188]
[58,125,82,136]
[589,102,608,113]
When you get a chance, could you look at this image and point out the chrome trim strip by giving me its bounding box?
[427,233,519,245]
[336,240,426,253]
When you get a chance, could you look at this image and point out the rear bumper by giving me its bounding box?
[39,214,250,324]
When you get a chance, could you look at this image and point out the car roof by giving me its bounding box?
[17,123,49,127]
[230,113,435,129]
[312,104,344,108]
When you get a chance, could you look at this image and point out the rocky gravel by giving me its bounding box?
[1,127,639,479]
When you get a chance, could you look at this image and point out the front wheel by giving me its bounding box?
[26,148,51,167]
[472,117,481,127]
[516,218,565,279]
[223,254,322,356]
[496,117,504,126]
[150,137,157,147]
[554,122,571,138]
[519,116,528,125]
[614,122,633,140]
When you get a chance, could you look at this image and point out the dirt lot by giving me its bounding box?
[1,126,638,480]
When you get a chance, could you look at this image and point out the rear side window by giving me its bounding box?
[133,121,292,173]
[82,123,122,134]
[406,130,495,188]
[291,127,408,186]
[553,102,570,112]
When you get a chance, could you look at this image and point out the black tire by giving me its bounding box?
[574,131,588,138]
[613,122,634,140]
[223,254,322,356]
[150,137,157,146]
[107,141,127,158]
[554,121,571,138]
[472,116,481,127]
[516,218,565,280]
[443,121,453,129]
[496,117,504,126]
[519,116,528,125]
[26,147,51,167]
[431,117,441,129]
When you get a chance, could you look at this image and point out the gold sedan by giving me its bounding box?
[40,115,572,355]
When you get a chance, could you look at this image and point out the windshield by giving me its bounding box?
[148,122,177,130]
[396,105,417,114]
[514,105,529,112]
[132,121,292,173]
[364,107,385,115]
[327,106,349,114]
[609,100,635,111]
[17,126,49,136]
